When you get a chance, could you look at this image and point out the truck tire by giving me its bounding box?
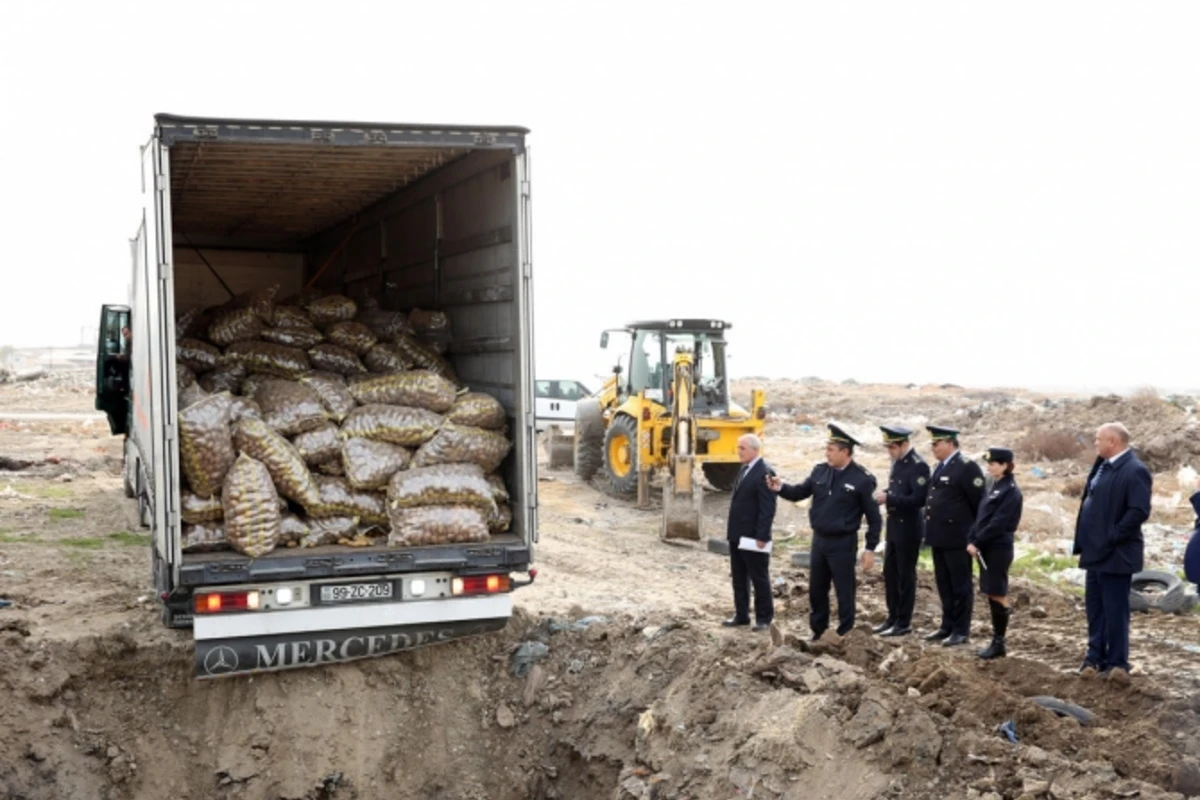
[1130,570,1186,614]
[573,399,604,481]
[702,463,741,492]
[603,414,639,495]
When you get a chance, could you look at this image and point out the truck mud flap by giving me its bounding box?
[194,597,511,678]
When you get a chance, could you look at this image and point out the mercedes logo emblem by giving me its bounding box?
[203,645,239,676]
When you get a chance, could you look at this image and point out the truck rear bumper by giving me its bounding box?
[194,594,511,678]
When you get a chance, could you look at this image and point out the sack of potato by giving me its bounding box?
[348,371,457,412]
[387,505,490,546]
[411,423,511,472]
[178,392,236,497]
[341,437,411,490]
[222,453,282,558]
[387,464,496,516]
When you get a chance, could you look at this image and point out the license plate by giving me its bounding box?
[319,582,393,603]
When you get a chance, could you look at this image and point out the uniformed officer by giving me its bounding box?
[768,423,882,640]
[872,425,930,637]
[923,425,986,646]
[968,447,1024,659]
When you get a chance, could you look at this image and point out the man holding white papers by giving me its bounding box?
[722,434,777,632]
[768,424,882,641]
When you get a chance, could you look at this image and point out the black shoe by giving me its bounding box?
[722,617,751,628]
[941,633,969,647]
[923,629,951,642]
[977,637,1006,659]
[873,620,896,634]
[881,625,912,637]
[752,622,770,633]
[1078,660,1101,675]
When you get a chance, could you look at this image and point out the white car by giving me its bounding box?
[535,379,592,433]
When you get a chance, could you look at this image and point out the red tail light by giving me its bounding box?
[642,408,651,421]
[452,574,511,596]
[194,590,261,614]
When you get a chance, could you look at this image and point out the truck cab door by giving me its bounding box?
[95,304,132,436]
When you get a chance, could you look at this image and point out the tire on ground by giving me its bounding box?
[1130,569,1186,614]
[1030,696,1096,727]
[573,399,604,481]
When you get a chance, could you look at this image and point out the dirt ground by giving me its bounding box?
[2,374,1199,800]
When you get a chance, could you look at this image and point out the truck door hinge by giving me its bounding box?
[164,423,176,442]
[520,180,531,199]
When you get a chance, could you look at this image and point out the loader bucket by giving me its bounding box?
[546,425,575,469]
[661,457,702,541]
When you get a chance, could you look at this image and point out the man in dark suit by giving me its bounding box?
[873,425,930,637]
[768,423,882,641]
[723,433,777,632]
[1073,422,1151,683]
[923,425,986,647]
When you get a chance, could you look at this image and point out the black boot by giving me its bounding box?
[977,599,1009,660]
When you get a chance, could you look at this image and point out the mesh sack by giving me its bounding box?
[489,504,513,534]
[279,513,310,547]
[177,338,221,374]
[356,309,413,340]
[411,423,512,472]
[316,460,346,476]
[252,378,329,436]
[306,294,358,325]
[486,473,510,504]
[178,391,236,497]
[292,423,341,466]
[446,392,506,430]
[229,284,279,323]
[363,343,413,374]
[199,362,247,394]
[177,311,213,343]
[387,505,489,547]
[181,490,224,524]
[182,523,231,553]
[208,308,267,347]
[340,404,443,447]
[393,333,458,384]
[301,515,359,548]
[179,382,209,409]
[177,363,197,392]
[223,341,311,378]
[308,344,367,375]
[238,373,271,399]
[176,308,200,341]
[325,321,378,355]
[386,463,497,516]
[222,453,282,558]
[297,371,356,422]
[309,476,388,525]
[261,326,324,349]
[341,437,412,490]
[232,418,321,509]
[271,306,313,328]
[409,308,450,335]
[229,396,262,422]
[348,371,456,412]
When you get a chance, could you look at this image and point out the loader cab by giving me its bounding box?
[618,320,731,414]
[95,304,131,436]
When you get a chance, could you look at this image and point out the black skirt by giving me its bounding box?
[977,543,1014,596]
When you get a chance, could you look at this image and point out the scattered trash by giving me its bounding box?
[799,425,812,433]
[0,599,11,609]
[510,641,549,678]
[1030,467,1048,479]
[997,720,1019,743]
[547,615,608,634]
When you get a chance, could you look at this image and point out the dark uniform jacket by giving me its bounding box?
[1072,450,1150,575]
[967,475,1023,547]
[924,450,986,549]
[884,448,930,544]
[1185,491,1200,586]
[725,458,777,543]
[780,461,882,551]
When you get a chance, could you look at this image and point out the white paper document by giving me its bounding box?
[738,537,772,553]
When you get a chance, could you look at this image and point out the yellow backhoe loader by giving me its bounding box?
[572,320,766,540]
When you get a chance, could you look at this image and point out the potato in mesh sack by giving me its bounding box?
[393,333,458,384]
[363,343,413,374]
[306,294,357,325]
[179,381,209,410]
[227,284,279,323]
[182,522,231,553]
[348,371,457,412]
[251,378,328,436]
[388,505,490,547]
[316,460,346,476]
[340,404,443,448]
[238,373,271,399]
[221,453,282,558]
[485,473,512,532]
[386,463,497,516]
[308,343,367,375]
[176,308,210,342]
[178,338,221,373]
[301,515,359,548]
[279,513,310,547]
[342,437,412,490]
[272,306,313,328]
[409,308,450,336]
[261,325,324,349]
[181,490,224,524]
[223,341,311,378]
[208,308,267,347]
[292,422,341,466]
[309,476,388,525]
[177,363,197,392]
[178,391,236,497]
[356,308,413,340]
[325,321,378,355]
[298,371,356,422]
[199,362,247,394]
[232,418,321,509]
[446,392,506,430]
[411,423,512,472]
[229,395,262,422]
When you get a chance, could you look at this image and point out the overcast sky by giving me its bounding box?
[1,2,1195,392]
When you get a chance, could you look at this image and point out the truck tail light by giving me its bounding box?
[194,590,261,614]
[451,574,511,597]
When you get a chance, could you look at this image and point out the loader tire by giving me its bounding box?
[702,463,741,492]
[603,414,640,495]
[574,399,604,481]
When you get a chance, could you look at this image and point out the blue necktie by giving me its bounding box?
[1089,461,1108,492]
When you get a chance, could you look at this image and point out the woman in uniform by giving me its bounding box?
[967,447,1023,660]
